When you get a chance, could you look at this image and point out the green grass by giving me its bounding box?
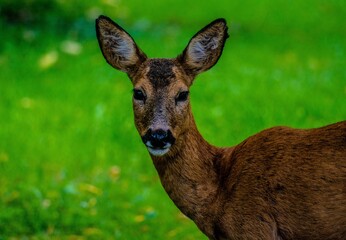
[0,0,345,239]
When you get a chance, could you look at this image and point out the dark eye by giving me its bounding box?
[175,91,189,103]
[133,89,146,101]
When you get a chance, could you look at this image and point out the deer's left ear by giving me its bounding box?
[177,18,229,78]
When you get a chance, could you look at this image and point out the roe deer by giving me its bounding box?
[96,16,346,239]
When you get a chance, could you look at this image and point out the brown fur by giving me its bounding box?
[96,16,346,239]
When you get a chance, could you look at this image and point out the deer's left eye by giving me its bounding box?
[175,91,189,103]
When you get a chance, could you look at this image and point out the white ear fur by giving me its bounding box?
[96,16,147,75]
[105,32,136,62]
[178,18,229,78]
[188,36,219,63]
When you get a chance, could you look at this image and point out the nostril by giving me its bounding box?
[150,129,168,148]
[152,129,167,141]
[142,129,174,149]
[166,130,175,145]
[142,128,176,149]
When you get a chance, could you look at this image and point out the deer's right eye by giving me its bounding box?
[133,89,146,102]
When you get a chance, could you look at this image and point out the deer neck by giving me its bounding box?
[150,113,222,227]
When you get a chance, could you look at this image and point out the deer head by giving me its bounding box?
[96,16,229,157]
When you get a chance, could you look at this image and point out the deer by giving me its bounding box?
[96,16,346,239]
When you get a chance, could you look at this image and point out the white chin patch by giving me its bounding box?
[145,142,172,157]
[147,144,171,157]
[147,147,170,156]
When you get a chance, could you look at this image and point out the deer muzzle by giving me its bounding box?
[142,129,176,156]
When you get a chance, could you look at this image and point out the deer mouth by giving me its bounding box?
[145,142,172,156]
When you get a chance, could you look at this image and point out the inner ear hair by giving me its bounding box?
[177,18,229,78]
[96,16,147,75]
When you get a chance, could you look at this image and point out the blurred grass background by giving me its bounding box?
[0,0,345,239]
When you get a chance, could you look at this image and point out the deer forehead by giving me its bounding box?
[134,58,190,92]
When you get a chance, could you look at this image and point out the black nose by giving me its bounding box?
[142,129,175,149]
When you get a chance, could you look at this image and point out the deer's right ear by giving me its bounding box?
[96,16,147,76]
